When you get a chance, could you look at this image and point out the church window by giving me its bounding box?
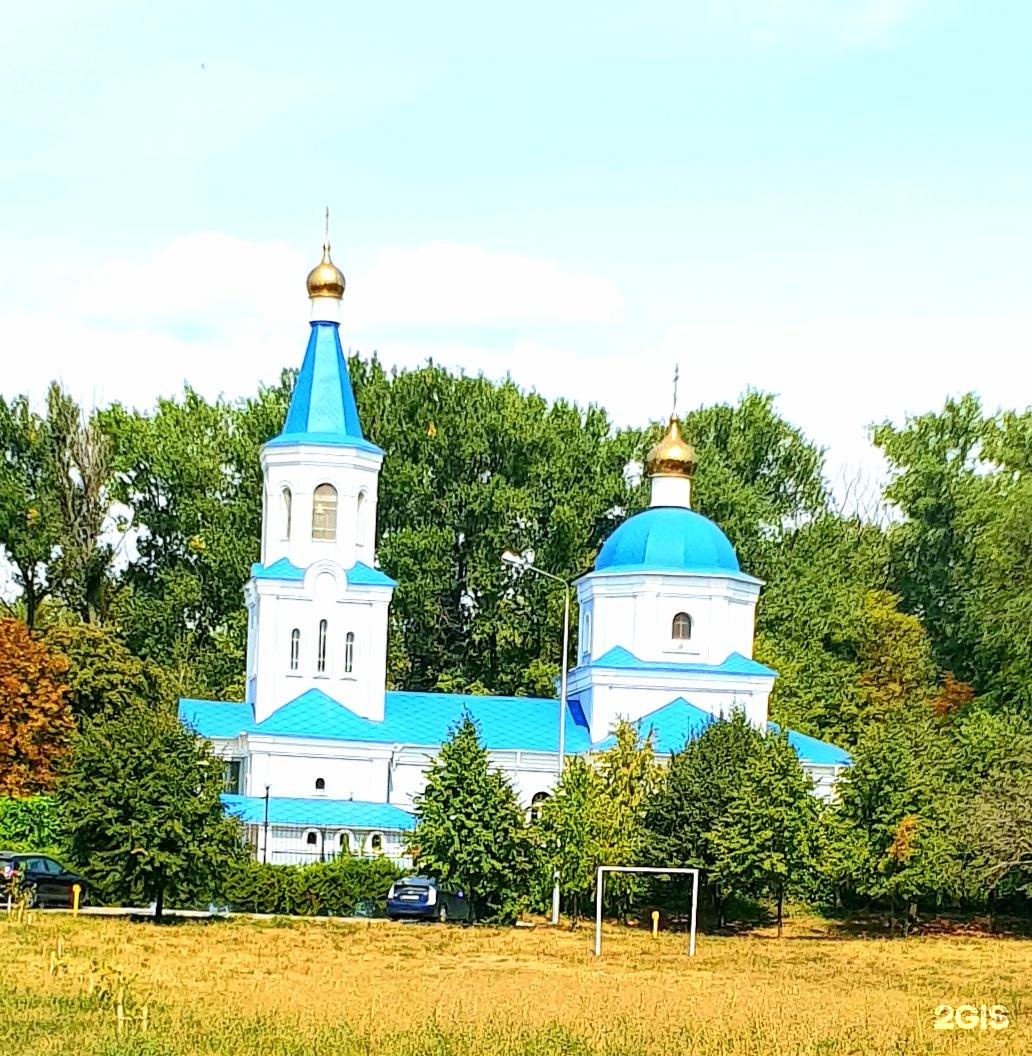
[315,777,326,791]
[338,831,354,855]
[312,483,338,541]
[344,631,355,673]
[317,619,328,673]
[222,760,241,795]
[580,611,592,661]
[529,791,550,823]
[305,830,318,847]
[368,832,383,854]
[290,629,300,671]
[281,486,292,540]
[672,612,693,641]
[356,490,368,546]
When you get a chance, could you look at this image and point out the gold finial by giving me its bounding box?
[306,209,346,299]
[646,415,697,480]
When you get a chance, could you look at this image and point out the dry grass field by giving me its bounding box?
[1,912,1028,1055]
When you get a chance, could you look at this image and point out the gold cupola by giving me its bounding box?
[306,243,346,300]
[646,416,697,479]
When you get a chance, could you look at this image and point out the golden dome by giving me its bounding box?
[646,416,697,479]
[306,243,345,300]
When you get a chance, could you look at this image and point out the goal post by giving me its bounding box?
[594,865,700,958]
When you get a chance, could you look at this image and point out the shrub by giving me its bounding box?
[0,795,62,849]
[222,856,402,916]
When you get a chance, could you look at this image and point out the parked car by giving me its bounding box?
[386,876,471,923]
[0,852,89,909]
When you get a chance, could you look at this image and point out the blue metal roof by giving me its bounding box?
[265,322,381,453]
[594,507,745,575]
[249,559,396,588]
[769,722,852,767]
[180,689,593,753]
[586,645,776,678]
[221,794,414,830]
[595,697,716,753]
[181,689,846,768]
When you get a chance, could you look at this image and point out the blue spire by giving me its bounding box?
[266,322,382,453]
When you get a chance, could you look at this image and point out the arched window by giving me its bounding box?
[368,832,383,854]
[305,830,318,847]
[356,491,368,546]
[290,629,300,671]
[338,831,353,855]
[529,791,550,823]
[315,777,325,791]
[671,612,693,641]
[312,483,338,541]
[344,631,355,674]
[281,486,292,541]
[317,619,328,673]
[580,611,592,661]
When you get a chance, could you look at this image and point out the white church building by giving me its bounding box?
[178,239,850,866]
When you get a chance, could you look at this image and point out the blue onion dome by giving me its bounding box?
[594,506,740,573]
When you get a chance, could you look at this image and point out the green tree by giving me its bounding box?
[410,715,536,922]
[593,720,660,919]
[59,700,245,918]
[645,712,765,926]
[0,395,62,629]
[533,757,610,925]
[711,731,817,937]
[44,620,167,723]
[100,378,290,698]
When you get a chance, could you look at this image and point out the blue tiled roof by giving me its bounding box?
[221,794,414,830]
[251,558,305,581]
[769,722,852,767]
[180,691,846,767]
[265,322,382,453]
[586,646,776,678]
[180,689,593,753]
[595,697,716,753]
[595,507,746,575]
[249,559,396,588]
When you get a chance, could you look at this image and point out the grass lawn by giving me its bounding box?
[1,911,1028,1054]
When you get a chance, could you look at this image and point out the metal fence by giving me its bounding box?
[243,823,411,869]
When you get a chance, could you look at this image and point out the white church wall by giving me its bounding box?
[245,739,390,802]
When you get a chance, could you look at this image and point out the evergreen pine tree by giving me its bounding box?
[410,714,536,923]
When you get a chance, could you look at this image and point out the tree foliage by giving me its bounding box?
[0,618,74,795]
[410,715,535,923]
[58,701,246,918]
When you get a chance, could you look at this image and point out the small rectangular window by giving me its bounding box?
[223,760,242,795]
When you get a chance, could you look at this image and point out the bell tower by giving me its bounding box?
[244,222,395,724]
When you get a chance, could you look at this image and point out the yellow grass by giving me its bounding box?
[2,912,1028,1054]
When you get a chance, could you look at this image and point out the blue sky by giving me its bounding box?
[1,1,1030,493]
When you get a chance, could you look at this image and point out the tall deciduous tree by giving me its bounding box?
[410,715,536,922]
[711,731,817,937]
[0,619,74,795]
[533,756,610,924]
[645,712,765,926]
[59,700,245,918]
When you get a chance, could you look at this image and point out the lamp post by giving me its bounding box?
[501,549,570,925]
[262,784,271,864]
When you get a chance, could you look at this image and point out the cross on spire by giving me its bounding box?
[671,364,680,420]
[324,206,330,248]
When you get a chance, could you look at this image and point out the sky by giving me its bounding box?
[1,0,1030,495]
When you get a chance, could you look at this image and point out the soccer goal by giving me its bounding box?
[593,865,700,957]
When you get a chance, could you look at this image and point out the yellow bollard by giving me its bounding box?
[72,884,81,918]
[651,910,659,939]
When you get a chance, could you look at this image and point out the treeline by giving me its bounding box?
[2,360,1032,917]
[417,712,1032,934]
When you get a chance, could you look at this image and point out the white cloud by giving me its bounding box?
[350,242,625,328]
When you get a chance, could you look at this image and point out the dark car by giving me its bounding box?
[386,876,471,923]
[0,853,89,909]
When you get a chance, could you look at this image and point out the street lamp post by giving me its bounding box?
[502,549,570,926]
